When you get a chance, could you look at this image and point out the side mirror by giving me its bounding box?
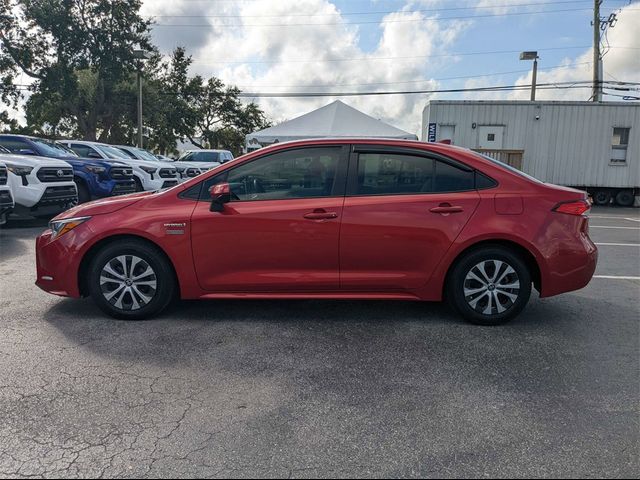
[18,148,36,155]
[209,182,231,212]
[87,151,102,159]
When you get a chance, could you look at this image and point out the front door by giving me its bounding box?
[340,148,480,291]
[190,146,348,292]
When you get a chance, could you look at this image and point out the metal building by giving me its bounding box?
[422,100,640,206]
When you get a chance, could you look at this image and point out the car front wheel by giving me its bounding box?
[447,247,532,326]
[88,239,176,320]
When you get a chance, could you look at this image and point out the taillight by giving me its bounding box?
[553,199,591,216]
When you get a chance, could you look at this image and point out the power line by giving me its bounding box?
[145,1,603,18]
[150,7,614,27]
[187,45,637,65]
[234,81,638,98]
[233,61,594,89]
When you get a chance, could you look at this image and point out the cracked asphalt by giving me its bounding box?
[0,206,638,478]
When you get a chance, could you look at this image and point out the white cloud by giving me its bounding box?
[464,3,640,102]
[143,0,468,136]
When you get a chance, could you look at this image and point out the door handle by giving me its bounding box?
[430,203,464,214]
[303,209,338,220]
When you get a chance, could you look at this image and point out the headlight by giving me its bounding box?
[49,216,92,240]
[5,164,33,176]
[140,166,157,174]
[85,165,106,175]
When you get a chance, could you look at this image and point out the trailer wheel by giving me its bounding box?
[615,190,634,207]
[592,190,612,206]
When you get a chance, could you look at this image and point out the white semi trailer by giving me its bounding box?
[422,100,639,206]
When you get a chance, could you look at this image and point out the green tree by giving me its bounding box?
[0,0,153,140]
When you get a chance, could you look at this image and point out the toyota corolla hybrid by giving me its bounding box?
[35,139,597,325]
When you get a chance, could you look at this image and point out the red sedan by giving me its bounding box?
[35,139,597,325]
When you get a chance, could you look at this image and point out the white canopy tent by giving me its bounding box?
[246,100,417,149]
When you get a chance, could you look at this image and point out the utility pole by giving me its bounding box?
[137,68,143,148]
[592,0,601,102]
[133,49,151,148]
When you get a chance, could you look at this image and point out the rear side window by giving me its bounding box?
[434,160,474,192]
[354,153,475,195]
[356,153,434,195]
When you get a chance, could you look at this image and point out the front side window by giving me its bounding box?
[69,144,92,157]
[187,147,341,201]
[611,127,630,164]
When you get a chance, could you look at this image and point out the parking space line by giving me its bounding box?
[595,243,640,247]
[590,226,640,230]
[593,275,640,280]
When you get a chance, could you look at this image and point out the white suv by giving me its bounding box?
[0,160,15,225]
[59,140,179,191]
[0,151,77,218]
[114,145,202,183]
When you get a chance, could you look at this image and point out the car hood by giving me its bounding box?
[0,153,73,168]
[54,191,155,220]
[62,156,129,169]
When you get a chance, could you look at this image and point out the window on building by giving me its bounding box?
[487,133,495,142]
[611,127,630,164]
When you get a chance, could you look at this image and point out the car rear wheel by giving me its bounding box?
[447,247,532,326]
[88,240,176,320]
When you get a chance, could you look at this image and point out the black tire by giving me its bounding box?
[88,239,176,320]
[76,181,91,204]
[446,246,532,326]
[592,190,612,206]
[133,177,144,192]
[615,189,634,207]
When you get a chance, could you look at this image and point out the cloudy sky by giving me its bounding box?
[10,0,640,136]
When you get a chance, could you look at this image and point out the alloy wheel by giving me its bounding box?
[463,259,521,315]
[99,255,157,311]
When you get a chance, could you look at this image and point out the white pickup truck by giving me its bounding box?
[59,140,180,191]
[0,150,77,218]
[114,145,203,183]
[0,160,15,225]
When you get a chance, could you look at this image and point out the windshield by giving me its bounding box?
[31,138,78,158]
[96,144,132,160]
[474,152,544,184]
[133,147,160,162]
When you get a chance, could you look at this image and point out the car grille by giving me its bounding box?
[37,167,74,183]
[0,166,7,186]
[40,185,77,204]
[159,168,177,179]
[0,190,13,207]
[111,182,136,196]
[185,168,200,177]
[110,166,134,180]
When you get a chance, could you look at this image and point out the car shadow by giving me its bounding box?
[42,291,637,371]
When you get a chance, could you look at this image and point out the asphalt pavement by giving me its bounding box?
[0,206,638,478]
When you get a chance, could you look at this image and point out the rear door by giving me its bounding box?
[339,146,480,291]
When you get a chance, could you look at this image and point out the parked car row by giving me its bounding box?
[0,134,234,221]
